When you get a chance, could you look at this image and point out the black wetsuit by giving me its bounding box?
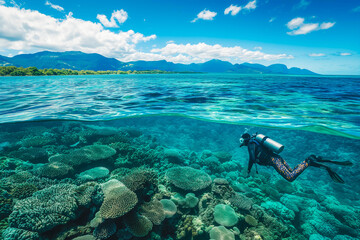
[247,140,310,182]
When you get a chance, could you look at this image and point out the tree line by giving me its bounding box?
[0,66,172,76]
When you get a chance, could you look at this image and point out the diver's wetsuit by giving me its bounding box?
[247,140,309,182]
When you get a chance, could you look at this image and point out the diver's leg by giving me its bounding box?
[270,156,309,182]
[281,158,293,171]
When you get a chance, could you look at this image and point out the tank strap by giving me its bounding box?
[260,136,269,145]
[250,139,260,145]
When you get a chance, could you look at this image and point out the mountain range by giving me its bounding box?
[0,51,317,75]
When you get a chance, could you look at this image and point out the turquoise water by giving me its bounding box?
[0,74,359,138]
[0,74,359,239]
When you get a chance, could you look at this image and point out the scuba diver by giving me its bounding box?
[239,133,353,183]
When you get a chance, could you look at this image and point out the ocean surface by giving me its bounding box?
[0,74,359,240]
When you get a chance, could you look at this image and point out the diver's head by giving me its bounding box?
[239,133,251,147]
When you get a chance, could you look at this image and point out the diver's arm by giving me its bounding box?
[247,143,256,174]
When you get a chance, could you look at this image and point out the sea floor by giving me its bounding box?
[0,116,359,240]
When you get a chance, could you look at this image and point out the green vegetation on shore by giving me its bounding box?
[0,66,173,76]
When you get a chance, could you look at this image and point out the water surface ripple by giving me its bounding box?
[0,74,359,138]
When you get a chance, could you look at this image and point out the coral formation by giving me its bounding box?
[99,179,138,219]
[124,212,153,237]
[49,145,116,167]
[213,204,238,227]
[166,166,212,191]
[77,167,110,181]
[139,199,165,225]
[160,199,177,218]
[209,226,235,240]
[8,184,79,232]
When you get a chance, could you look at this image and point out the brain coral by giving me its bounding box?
[49,145,116,167]
[213,204,238,227]
[124,212,153,237]
[99,179,138,219]
[139,199,165,225]
[165,167,212,191]
[8,184,78,233]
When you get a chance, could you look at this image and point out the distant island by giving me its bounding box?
[0,66,173,77]
[0,51,317,75]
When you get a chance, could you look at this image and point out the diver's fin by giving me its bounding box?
[326,168,345,184]
[315,156,353,166]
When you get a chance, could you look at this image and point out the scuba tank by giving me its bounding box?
[255,134,284,154]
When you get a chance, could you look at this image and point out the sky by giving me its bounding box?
[0,0,359,75]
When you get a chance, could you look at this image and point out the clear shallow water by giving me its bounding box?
[0,73,360,239]
[0,74,359,139]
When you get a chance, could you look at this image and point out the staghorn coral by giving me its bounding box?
[139,199,165,225]
[10,183,38,199]
[165,166,212,191]
[8,184,79,233]
[49,145,116,167]
[99,179,138,219]
[124,212,153,237]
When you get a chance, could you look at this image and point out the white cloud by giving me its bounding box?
[340,52,351,56]
[320,22,335,30]
[0,0,5,5]
[192,9,217,22]
[309,53,325,57]
[269,17,276,23]
[45,1,64,12]
[224,1,256,16]
[0,5,155,58]
[97,9,128,28]
[353,6,360,12]
[224,5,241,16]
[287,17,304,30]
[244,0,257,10]
[286,17,335,35]
[148,43,293,64]
[254,46,262,50]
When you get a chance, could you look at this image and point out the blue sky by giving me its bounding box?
[0,0,359,74]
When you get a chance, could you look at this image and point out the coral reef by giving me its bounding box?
[0,119,359,240]
[49,145,116,167]
[166,166,212,191]
[99,179,138,219]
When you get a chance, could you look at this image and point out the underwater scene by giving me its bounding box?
[0,74,359,240]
